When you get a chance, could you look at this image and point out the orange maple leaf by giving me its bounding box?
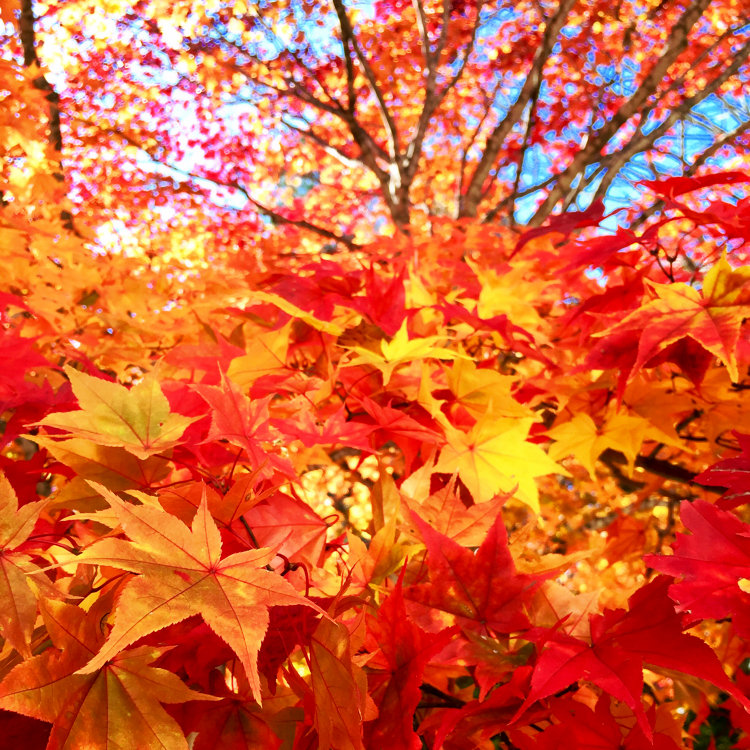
[310,618,370,750]
[0,595,216,750]
[54,482,322,704]
[594,256,750,382]
[0,472,48,658]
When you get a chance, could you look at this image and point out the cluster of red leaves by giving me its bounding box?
[1,169,750,749]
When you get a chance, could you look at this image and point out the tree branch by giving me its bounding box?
[588,36,750,208]
[281,118,367,171]
[403,0,483,191]
[244,194,358,250]
[331,0,400,161]
[88,122,358,250]
[528,0,713,226]
[600,449,725,494]
[19,0,78,233]
[459,0,576,218]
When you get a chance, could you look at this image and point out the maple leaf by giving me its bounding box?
[402,476,509,547]
[239,492,329,569]
[459,630,533,702]
[593,255,750,383]
[434,417,565,511]
[310,618,368,750]
[508,694,683,750]
[692,431,750,509]
[640,171,750,199]
[344,321,467,385]
[364,579,456,749]
[226,321,293,388]
[163,334,246,380]
[0,596,216,750]
[0,330,51,401]
[258,605,321,691]
[193,373,295,480]
[443,358,533,422]
[515,576,750,737]
[355,396,445,470]
[248,290,345,336]
[182,697,282,750]
[547,410,649,478]
[171,662,286,750]
[36,366,196,459]
[512,199,607,256]
[34,436,171,508]
[0,472,48,658]
[406,510,545,633]
[157,474,265,529]
[426,668,534,750]
[348,263,408,336]
[645,499,750,634]
[55,482,322,704]
[527,581,600,641]
[272,406,373,450]
[556,227,640,274]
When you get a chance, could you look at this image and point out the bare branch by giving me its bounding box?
[87,122,358,250]
[233,60,393,188]
[19,0,79,233]
[482,173,559,224]
[19,0,62,155]
[412,0,434,66]
[244,194,358,249]
[247,3,341,107]
[459,78,503,207]
[331,0,400,161]
[505,90,541,226]
[528,0,714,226]
[588,36,750,207]
[403,0,484,189]
[281,118,367,171]
[459,0,577,218]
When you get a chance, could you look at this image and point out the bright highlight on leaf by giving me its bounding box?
[344,321,468,385]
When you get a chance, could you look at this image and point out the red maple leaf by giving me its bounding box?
[693,432,750,509]
[364,577,456,749]
[405,510,544,633]
[645,499,750,636]
[516,576,750,738]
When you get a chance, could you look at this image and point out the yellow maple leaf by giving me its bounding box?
[446,358,533,421]
[227,320,292,387]
[36,366,196,459]
[344,321,468,385]
[547,411,649,478]
[434,417,565,512]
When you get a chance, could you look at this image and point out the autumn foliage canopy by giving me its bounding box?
[2,0,750,747]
